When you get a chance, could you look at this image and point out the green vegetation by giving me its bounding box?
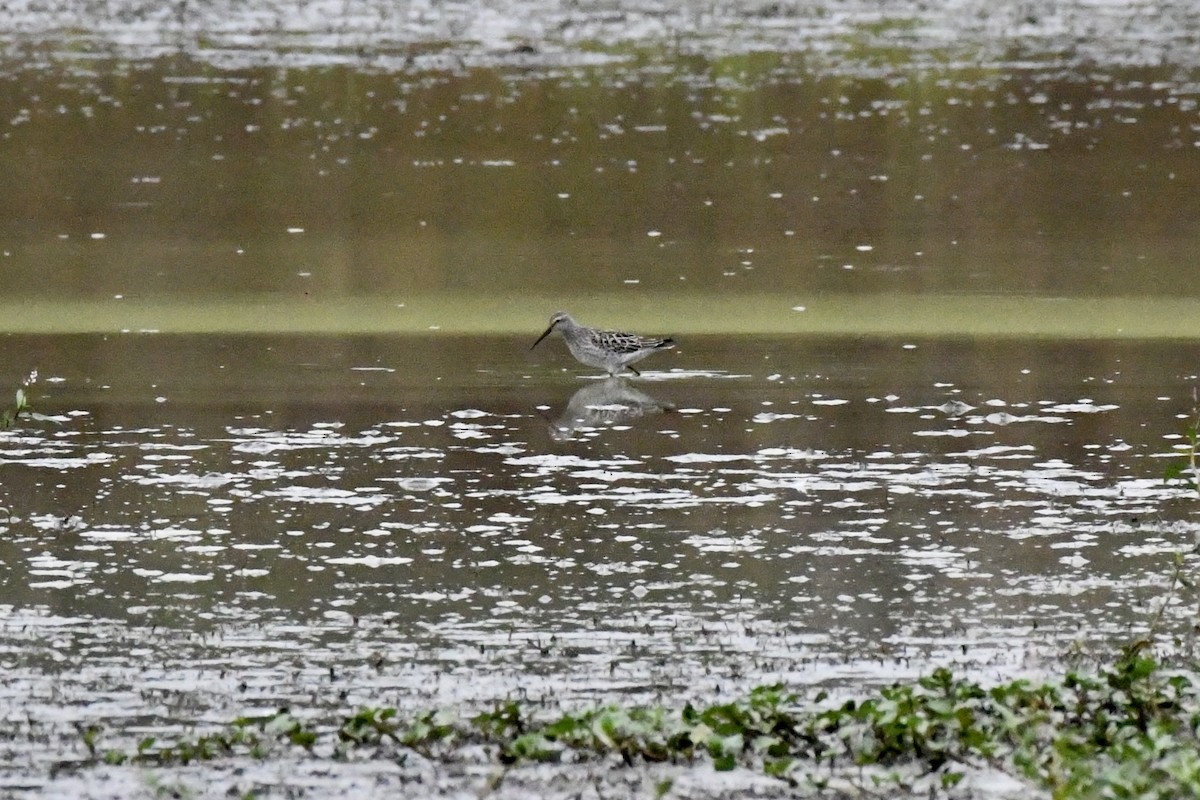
[0,370,34,430]
[72,644,1200,797]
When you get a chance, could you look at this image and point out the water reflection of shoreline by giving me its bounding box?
[547,378,673,440]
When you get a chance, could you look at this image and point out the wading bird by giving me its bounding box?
[530,312,675,376]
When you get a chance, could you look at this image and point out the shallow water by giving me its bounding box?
[5,1,1200,795]
[6,49,1200,314]
[3,333,1199,794]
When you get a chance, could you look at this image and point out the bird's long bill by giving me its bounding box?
[530,326,555,351]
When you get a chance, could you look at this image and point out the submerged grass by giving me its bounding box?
[71,646,1200,798]
[9,294,1200,337]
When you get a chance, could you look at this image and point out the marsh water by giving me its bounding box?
[5,2,1200,796]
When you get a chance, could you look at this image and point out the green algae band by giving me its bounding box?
[3,294,1200,338]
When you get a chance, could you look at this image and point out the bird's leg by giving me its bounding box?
[627,365,641,377]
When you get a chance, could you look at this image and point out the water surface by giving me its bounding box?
[4,3,1200,796]
[3,333,1198,796]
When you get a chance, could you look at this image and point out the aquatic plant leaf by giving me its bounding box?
[689,722,713,746]
[507,732,561,762]
[264,712,300,736]
[711,752,736,771]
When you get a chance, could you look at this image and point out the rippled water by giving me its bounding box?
[6,46,1200,311]
[2,333,1197,794]
[5,1,1200,795]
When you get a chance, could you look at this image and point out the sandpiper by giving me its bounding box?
[530,312,675,376]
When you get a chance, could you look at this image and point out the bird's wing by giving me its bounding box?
[590,330,674,353]
[590,330,646,354]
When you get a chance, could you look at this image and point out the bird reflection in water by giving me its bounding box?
[546,377,673,441]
